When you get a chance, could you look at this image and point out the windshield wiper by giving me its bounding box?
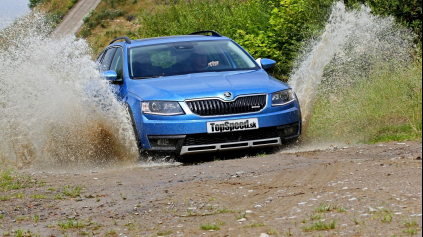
[132,76,163,79]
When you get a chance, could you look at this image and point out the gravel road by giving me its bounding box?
[52,0,101,36]
[0,141,421,236]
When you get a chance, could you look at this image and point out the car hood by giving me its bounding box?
[128,70,290,101]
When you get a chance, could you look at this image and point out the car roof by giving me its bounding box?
[111,35,232,48]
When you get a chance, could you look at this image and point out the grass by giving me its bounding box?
[243,222,266,228]
[31,194,47,199]
[236,212,247,220]
[0,196,11,201]
[403,228,419,236]
[381,213,394,223]
[15,216,28,222]
[314,203,335,213]
[301,220,337,232]
[350,216,360,225]
[77,0,153,54]
[403,220,419,236]
[79,0,270,58]
[200,223,221,231]
[307,213,324,221]
[54,194,65,200]
[214,207,236,214]
[105,229,118,236]
[33,214,40,223]
[58,219,85,230]
[157,230,173,236]
[15,192,24,199]
[404,219,418,227]
[63,185,83,198]
[308,62,422,144]
[0,170,34,192]
[36,0,80,27]
[267,229,277,235]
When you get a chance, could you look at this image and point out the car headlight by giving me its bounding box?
[142,101,184,115]
[272,89,296,106]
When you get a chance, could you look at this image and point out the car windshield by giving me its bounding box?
[128,40,260,79]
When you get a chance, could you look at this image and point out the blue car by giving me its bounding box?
[96,31,301,155]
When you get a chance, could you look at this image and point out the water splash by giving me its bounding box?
[288,2,415,132]
[0,12,139,170]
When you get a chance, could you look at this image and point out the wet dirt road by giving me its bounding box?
[0,141,422,236]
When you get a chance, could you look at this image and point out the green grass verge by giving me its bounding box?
[0,170,34,193]
[308,61,422,144]
[302,220,337,232]
[200,223,221,231]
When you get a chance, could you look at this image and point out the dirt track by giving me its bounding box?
[0,141,422,236]
[52,0,101,36]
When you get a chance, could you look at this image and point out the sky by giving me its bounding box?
[0,0,30,29]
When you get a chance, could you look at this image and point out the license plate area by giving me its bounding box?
[207,118,259,134]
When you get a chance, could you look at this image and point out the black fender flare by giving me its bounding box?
[125,103,143,152]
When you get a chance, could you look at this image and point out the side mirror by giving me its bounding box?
[101,70,118,81]
[260,58,277,71]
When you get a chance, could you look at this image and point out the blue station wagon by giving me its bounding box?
[96,31,302,155]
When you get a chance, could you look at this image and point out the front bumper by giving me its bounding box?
[180,123,300,155]
[136,102,301,155]
[145,122,300,155]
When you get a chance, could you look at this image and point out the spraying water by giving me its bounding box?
[289,2,415,132]
[0,12,139,170]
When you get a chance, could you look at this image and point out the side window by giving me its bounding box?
[110,48,124,80]
[95,51,106,70]
[100,48,117,72]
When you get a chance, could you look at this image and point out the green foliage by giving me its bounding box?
[137,0,337,79]
[301,220,337,232]
[80,8,125,38]
[134,0,421,79]
[67,0,78,9]
[157,230,173,236]
[78,0,421,79]
[29,0,45,8]
[58,218,85,230]
[200,223,221,231]
[308,62,422,143]
[0,170,34,192]
[243,222,266,228]
[344,0,422,41]
[63,185,83,198]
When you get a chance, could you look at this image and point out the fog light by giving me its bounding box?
[277,124,299,137]
[284,127,296,136]
[157,139,170,146]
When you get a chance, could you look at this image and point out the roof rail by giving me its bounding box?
[189,31,223,37]
[109,36,131,45]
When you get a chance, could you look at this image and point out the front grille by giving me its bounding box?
[184,127,279,146]
[186,95,267,116]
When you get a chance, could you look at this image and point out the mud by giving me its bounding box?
[1,141,422,236]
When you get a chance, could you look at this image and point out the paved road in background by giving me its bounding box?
[53,0,101,36]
